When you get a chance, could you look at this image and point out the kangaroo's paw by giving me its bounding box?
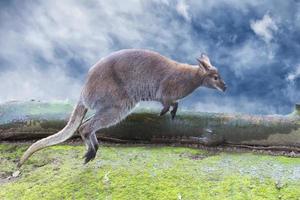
[83,138,98,164]
[83,147,97,164]
[170,102,178,120]
[159,105,170,116]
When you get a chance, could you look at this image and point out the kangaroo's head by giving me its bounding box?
[197,54,227,92]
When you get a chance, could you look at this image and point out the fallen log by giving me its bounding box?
[0,101,300,151]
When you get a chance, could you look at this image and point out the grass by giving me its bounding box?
[0,143,300,200]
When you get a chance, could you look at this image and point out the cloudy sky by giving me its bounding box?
[0,0,300,114]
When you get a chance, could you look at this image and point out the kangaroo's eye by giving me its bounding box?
[214,77,218,80]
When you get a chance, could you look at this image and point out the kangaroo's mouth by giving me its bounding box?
[216,85,227,92]
[222,85,227,92]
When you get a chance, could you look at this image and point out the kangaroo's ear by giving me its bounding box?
[196,53,211,71]
[200,53,211,64]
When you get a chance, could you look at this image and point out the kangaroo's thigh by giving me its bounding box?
[80,105,129,134]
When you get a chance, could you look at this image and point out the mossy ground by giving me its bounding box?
[0,143,300,200]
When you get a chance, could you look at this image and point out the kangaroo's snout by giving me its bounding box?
[215,81,226,92]
[222,84,227,92]
[221,82,227,92]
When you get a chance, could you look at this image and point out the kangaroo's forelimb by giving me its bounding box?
[159,105,170,116]
[170,102,178,119]
[159,102,178,119]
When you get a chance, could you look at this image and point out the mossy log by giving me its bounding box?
[0,101,300,151]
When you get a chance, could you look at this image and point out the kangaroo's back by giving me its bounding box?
[89,49,175,84]
[81,49,177,109]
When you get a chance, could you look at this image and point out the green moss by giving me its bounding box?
[0,144,300,200]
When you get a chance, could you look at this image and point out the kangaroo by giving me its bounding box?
[18,49,226,166]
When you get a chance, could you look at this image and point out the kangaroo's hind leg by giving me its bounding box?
[78,105,129,164]
[79,115,99,161]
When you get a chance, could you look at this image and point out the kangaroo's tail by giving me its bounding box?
[17,101,88,167]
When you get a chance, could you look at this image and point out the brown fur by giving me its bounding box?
[18,49,226,166]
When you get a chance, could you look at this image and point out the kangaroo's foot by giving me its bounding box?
[79,122,99,164]
[160,105,170,116]
[83,132,99,164]
[83,144,96,164]
[170,102,178,120]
